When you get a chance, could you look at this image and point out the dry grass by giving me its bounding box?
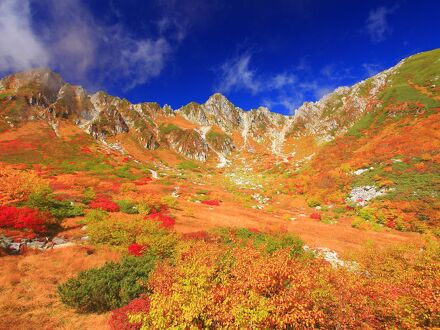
[0,246,120,330]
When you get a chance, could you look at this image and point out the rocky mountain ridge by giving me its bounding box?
[0,51,429,166]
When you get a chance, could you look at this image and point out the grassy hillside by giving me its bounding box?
[289,49,440,234]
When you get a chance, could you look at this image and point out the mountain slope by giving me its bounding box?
[0,48,439,234]
[288,49,440,232]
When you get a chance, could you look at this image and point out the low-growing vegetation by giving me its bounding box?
[58,254,157,313]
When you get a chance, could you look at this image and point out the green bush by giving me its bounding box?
[347,110,375,138]
[218,228,304,257]
[161,196,178,209]
[176,160,198,170]
[26,189,84,220]
[58,254,156,313]
[114,166,137,180]
[306,197,321,208]
[82,187,96,204]
[80,209,107,225]
[116,200,139,214]
[159,123,180,135]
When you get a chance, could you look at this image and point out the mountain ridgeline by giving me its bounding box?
[0,49,439,168]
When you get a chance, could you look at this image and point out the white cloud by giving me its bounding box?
[269,73,296,89]
[366,6,394,43]
[295,56,311,72]
[320,63,354,81]
[320,64,335,78]
[315,87,334,99]
[118,38,170,91]
[216,52,345,112]
[299,81,334,99]
[362,63,382,77]
[216,53,298,95]
[263,95,301,115]
[0,0,182,90]
[216,54,261,94]
[0,0,49,71]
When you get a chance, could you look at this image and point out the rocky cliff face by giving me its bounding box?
[0,50,428,165]
[289,59,405,142]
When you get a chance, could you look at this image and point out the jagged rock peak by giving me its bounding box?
[1,67,66,95]
[204,93,238,113]
[205,92,230,104]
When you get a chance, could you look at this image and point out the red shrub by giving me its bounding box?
[134,177,153,186]
[128,243,146,257]
[109,298,151,330]
[0,139,35,152]
[310,212,321,220]
[182,231,210,241]
[147,211,175,229]
[201,200,220,206]
[386,219,396,229]
[122,157,130,162]
[89,197,120,212]
[0,206,47,232]
[110,182,122,193]
[80,146,93,154]
[49,181,70,190]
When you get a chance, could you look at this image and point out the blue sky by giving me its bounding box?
[0,0,439,115]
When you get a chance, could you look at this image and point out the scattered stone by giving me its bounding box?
[8,242,22,254]
[353,167,374,175]
[150,169,159,179]
[27,241,46,250]
[0,236,13,249]
[347,185,388,206]
[171,186,180,198]
[0,235,77,253]
[52,237,67,245]
[303,245,359,271]
[52,242,76,249]
[81,236,90,241]
[252,193,270,205]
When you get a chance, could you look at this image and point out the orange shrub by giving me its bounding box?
[0,167,48,205]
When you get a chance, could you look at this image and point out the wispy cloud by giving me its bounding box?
[320,63,354,81]
[0,0,184,90]
[216,53,261,95]
[269,73,296,89]
[366,6,395,43]
[299,81,335,99]
[362,63,382,77]
[0,0,49,71]
[295,56,311,72]
[262,94,302,115]
[216,53,297,95]
[215,52,346,113]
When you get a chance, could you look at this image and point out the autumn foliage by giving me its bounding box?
[0,167,48,205]
[109,298,150,330]
[147,210,175,229]
[201,199,220,206]
[128,243,146,257]
[0,206,47,233]
[119,237,440,329]
[89,196,120,212]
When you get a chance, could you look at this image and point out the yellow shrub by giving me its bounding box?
[0,167,48,205]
